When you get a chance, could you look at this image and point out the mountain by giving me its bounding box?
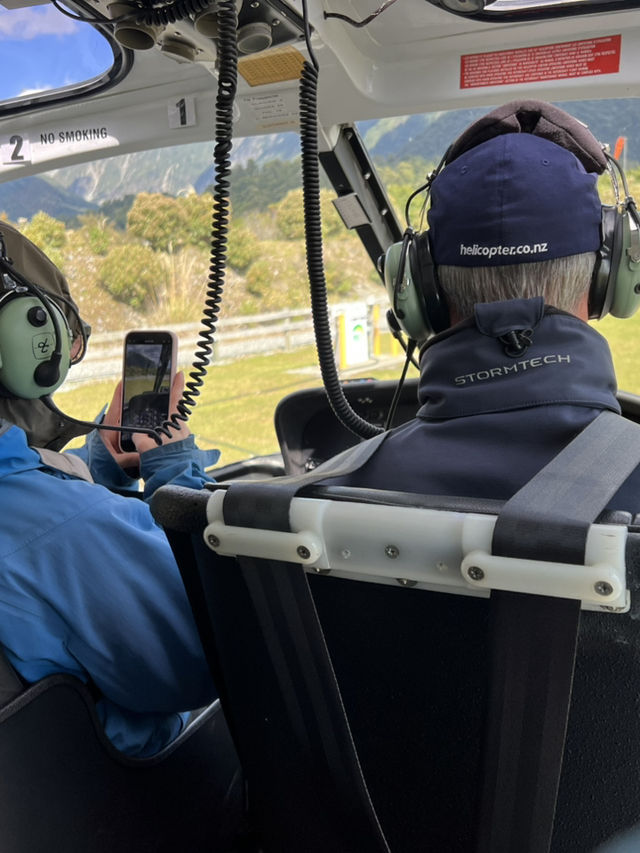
[194,132,301,192]
[0,99,637,222]
[364,100,640,165]
[43,133,301,205]
[0,134,298,221]
[0,175,98,222]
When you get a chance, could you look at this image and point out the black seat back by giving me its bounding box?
[0,672,244,852]
[154,483,640,853]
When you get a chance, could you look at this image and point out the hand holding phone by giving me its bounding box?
[100,380,141,472]
[132,370,191,453]
[118,330,177,453]
[100,371,189,475]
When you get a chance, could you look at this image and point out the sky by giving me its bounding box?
[0,4,113,101]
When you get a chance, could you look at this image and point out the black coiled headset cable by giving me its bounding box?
[41,0,238,445]
[152,0,239,441]
[299,0,384,439]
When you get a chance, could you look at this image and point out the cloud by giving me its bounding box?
[0,6,78,40]
[16,76,76,98]
[16,85,48,97]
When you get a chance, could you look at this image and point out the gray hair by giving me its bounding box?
[437,252,596,320]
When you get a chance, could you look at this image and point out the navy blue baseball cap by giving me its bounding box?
[427,132,602,267]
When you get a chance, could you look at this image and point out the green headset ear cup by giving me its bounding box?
[409,232,450,335]
[383,240,431,341]
[0,295,71,398]
[610,207,640,318]
[590,206,622,320]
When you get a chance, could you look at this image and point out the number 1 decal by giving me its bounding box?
[168,97,196,129]
[177,99,187,126]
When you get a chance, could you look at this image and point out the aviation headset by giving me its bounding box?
[382,100,640,343]
[0,231,86,399]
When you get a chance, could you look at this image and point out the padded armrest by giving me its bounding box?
[152,485,212,533]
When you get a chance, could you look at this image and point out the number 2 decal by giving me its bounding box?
[1,133,31,166]
[9,135,24,161]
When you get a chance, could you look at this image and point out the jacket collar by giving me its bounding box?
[417,298,620,420]
[0,423,45,477]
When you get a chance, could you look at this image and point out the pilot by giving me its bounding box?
[332,100,640,509]
[0,219,219,757]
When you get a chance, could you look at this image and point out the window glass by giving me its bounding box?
[438,0,640,17]
[0,3,114,104]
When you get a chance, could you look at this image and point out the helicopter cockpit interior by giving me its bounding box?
[2,0,640,850]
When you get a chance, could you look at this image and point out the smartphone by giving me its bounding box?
[118,330,177,453]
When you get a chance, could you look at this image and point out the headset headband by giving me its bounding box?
[445,100,608,174]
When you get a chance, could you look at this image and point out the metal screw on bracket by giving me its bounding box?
[297,545,311,560]
[385,545,399,559]
[271,18,280,25]
[314,567,332,575]
[467,566,485,581]
[594,580,614,596]
[207,534,220,548]
[397,578,418,587]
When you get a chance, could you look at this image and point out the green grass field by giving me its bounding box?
[599,312,640,394]
[55,317,640,466]
[56,342,406,464]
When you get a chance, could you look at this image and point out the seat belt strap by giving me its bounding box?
[237,553,391,852]
[492,410,640,562]
[224,430,388,531]
[226,433,392,851]
[478,411,640,853]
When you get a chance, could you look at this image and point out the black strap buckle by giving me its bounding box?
[498,328,533,358]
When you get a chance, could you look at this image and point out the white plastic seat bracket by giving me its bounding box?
[203,490,629,613]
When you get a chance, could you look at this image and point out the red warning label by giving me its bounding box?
[460,35,621,90]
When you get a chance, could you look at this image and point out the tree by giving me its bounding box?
[227,223,260,271]
[243,241,308,311]
[377,156,435,225]
[99,195,137,230]
[21,212,67,269]
[182,193,215,249]
[221,158,310,216]
[127,193,184,252]
[98,244,165,310]
[272,188,344,240]
[126,192,214,253]
[76,213,117,256]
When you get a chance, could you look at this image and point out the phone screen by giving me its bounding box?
[121,333,174,453]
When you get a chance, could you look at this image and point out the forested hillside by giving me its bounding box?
[0,99,637,221]
[0,183,380,333]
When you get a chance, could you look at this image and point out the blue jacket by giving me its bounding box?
[0,423,219,757]
[331,298,640,512]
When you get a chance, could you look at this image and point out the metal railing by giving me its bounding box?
[61,299,390,389]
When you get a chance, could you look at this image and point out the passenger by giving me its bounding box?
[0,219,218,757]
[330,101,640,509]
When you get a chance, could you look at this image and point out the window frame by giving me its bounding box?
[0,4,132,120]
